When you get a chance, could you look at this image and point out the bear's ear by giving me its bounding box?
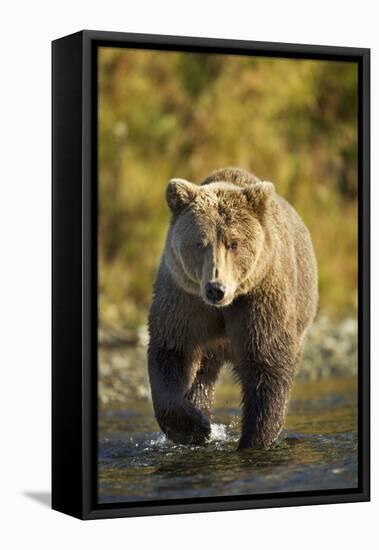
[166,178,198,215]
[243,181,275,219]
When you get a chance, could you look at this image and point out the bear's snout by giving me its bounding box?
[205,281,226,304]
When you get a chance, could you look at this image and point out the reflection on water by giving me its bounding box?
[98,377,357,503]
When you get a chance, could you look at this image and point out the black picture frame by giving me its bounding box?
[52,30,370,520]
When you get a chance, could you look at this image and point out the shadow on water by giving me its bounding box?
[98,377,358,503]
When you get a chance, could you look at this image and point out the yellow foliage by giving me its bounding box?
[98,48,358,328]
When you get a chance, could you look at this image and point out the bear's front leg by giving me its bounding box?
[236,362,295,450]
[148,343,211,445]
[185,354,222,418]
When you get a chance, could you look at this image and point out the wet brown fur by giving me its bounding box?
[148,167,318,449]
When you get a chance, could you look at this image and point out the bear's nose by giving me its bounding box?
[205,282,226,303]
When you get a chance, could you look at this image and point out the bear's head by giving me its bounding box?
[164,177,275,307]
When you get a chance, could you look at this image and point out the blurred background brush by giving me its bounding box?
[98,48,358,331]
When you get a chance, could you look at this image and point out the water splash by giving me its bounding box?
[147,433,169,448]
[146,422,234,448]
[210,423,229,441]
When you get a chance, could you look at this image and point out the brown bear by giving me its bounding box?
[148,167,318,450]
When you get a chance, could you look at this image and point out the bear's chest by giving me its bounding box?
[187,304,229,354]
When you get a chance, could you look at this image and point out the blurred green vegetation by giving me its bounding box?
[99,48,358,329]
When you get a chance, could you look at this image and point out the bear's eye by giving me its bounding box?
[196,241,205,250]
[230,241,238,252]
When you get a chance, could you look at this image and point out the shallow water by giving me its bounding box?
[98,377,357,503]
